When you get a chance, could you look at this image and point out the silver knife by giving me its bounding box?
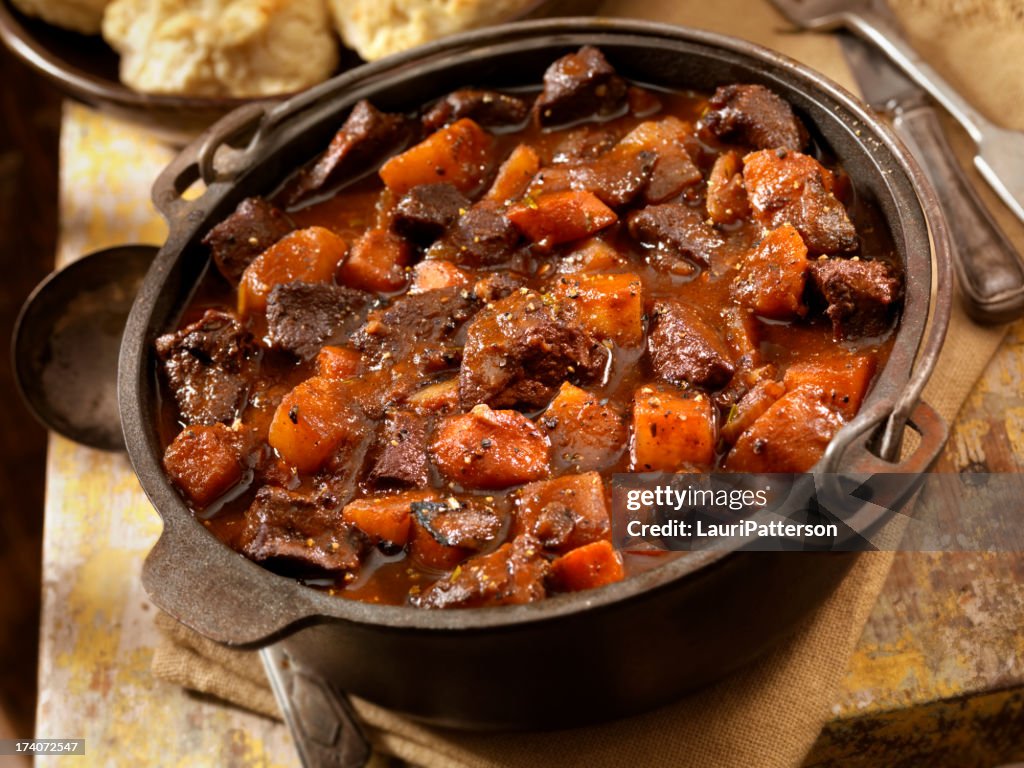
[839,29,1024,323]
[769,0,1024,228]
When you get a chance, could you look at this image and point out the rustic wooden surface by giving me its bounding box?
[0,41,59,741]
[35,101,1024,767]
[806,321,1024,767]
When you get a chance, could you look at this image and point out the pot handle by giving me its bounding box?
[142,522,322,647]
[151,101,272,225]
[821,397,947,477]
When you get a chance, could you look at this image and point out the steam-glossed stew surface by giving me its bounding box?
[156,47,903,608]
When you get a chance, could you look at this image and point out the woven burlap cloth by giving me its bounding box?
[152,0,1024,765]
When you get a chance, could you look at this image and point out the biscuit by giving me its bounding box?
[328,0,536,61]
[11,0,111,34]
[101,0,339,97]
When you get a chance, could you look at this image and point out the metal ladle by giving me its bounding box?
[12,245,158,451]
[13,243,372,767]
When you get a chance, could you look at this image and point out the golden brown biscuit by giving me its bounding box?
[328,0,536,61]
[11,0,111,34]
[101,0,340,97]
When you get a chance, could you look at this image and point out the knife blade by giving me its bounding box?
[839,29,1024,323]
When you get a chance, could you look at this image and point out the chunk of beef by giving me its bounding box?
[703,84,807,151]
[648,300,735,390]
[422,88,531,132]
[459,290,607,409]
[423,209,517,267]
[238,486,366,575]
[155,310,259,426]
[351,286,479,367]
[265,281,371,360]
[283,100,411,205]
[531,141,656,207]
[412,535,549,609]
[627,118,703,204]
[554,117,702,205]
[534,46,628,127]
[441,205,521,266]
[391,183,470,245]
[202,197,293,283]
[549,125,623,163]
[809,258,903,339]
[471,272,527,304]
[369,410,432,488]
[706,150,750,225]
[408,495,505,570]
[743,149,857,254]
[411,497,503,550]
[627,203,723,268]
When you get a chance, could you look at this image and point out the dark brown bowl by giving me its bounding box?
[119,18,952,729]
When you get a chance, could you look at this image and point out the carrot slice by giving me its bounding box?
[507,190,617,246]
[238,226,347,317]
[379,118,492,195]
[549,540,625,592]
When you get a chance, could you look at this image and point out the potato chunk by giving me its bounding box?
[733,223,809,319]
[315,346,362,380]
[630,385,716,471]
[549,540,625,592]
[706,150,749,225]
[238,227,347,317]
[725,388,843,473]
[163,423,248,508]
[409,260,471,293]
[485,143,541,203]
[782,354,876,420]
[507,190,617,246]
[268,376,368,474]
[511,472,611,553]
[431,404,550,489]
[342,489,437,549]
[379,118,493,194]
[337,229,410,293]
[554,272,644,347]
[541,382,627,472]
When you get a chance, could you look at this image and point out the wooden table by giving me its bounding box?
[35,101,1024,767]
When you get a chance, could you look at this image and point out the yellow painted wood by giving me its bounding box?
[35,102,295,768]
[808,321,1024,765]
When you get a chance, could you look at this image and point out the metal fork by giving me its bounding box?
[769,0,1024,226]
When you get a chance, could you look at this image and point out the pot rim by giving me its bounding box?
[119,17,951,644]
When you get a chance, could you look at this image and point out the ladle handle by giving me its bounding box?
[261,645,372,768]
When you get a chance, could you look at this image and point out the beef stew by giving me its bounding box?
[156,46,903,609]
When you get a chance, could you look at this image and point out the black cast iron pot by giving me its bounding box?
[119,18,952,730]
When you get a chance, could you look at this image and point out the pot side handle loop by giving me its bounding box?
[151,101,272,226]
[142,524,320,647]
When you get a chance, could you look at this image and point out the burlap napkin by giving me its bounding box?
[152,0,1024,764]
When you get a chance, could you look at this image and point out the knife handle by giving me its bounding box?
[891,104,1024,323]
